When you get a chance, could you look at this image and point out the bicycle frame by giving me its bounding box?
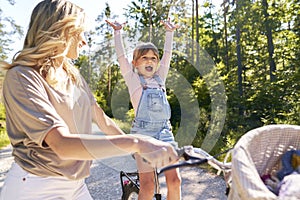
[120,171,140,191]
[120,169,162,200]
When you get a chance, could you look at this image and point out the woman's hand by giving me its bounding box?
[134,134,179,168]
[105,19,125,31]
[161,18,180,32]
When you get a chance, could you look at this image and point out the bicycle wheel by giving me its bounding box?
[122,182,139,200]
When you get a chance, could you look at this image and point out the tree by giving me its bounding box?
[0,0,23,61]
[221,0,230,69]
[72,0,300,150]
[262,0,276,81]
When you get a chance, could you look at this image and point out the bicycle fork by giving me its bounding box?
[154,169,162,200]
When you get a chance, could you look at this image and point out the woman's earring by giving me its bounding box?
[134,67,138,73]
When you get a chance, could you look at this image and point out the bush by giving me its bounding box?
[0,102,9,149]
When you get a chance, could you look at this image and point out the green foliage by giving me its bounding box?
[1,0,299,153]
[0,102,9,149]
[97,0,299,152]
[0,3,23,60]
[113,118,132,134]
[0,127,9,149]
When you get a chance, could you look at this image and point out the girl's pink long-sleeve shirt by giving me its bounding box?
[114,30,174,113]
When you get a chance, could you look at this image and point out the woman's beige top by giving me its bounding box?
[2,66,96,180]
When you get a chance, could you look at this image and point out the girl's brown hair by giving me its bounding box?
[132,42,160,62]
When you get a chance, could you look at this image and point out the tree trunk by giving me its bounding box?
[235,0,243,115]
[222,0,229,70]
[192,0,195,63]
[195,0,200,66]
[149,0,152,42]
[262,0,276,81]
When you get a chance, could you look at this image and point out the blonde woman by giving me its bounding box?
[0,1,178,199]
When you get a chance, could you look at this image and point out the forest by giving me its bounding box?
[0,0,299,153]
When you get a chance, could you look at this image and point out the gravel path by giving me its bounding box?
[0,145,228,200]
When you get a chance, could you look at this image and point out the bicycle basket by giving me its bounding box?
[228,124,300,200]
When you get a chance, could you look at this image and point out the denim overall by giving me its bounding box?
[130,75,177,147]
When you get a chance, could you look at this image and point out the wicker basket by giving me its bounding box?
[228,124,300,200]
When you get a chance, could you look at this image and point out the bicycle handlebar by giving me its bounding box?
[158,146,232,175]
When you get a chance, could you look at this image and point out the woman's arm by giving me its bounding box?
[92,103,126,135]
[44,126,178,168]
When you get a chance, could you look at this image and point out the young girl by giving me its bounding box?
[106,19,181,200]
[0,1,178,199]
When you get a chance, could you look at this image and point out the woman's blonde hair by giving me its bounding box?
[132,42,160,62]
[0,0,86,86]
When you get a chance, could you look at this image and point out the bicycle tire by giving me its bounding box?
[122,182,139,200]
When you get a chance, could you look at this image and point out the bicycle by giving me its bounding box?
[120,146,232,200]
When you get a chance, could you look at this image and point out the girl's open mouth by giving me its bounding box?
[145,66,153,72]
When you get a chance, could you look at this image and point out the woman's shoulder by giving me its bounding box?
[7,65,36,74]
[5,66,43,82]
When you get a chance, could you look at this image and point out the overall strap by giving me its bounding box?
[138,75,148,89]
[138,74,165,89]
[153,74,165,88]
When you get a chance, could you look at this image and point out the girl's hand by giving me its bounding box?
[161,18,180,32]
[105,20,125,31]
